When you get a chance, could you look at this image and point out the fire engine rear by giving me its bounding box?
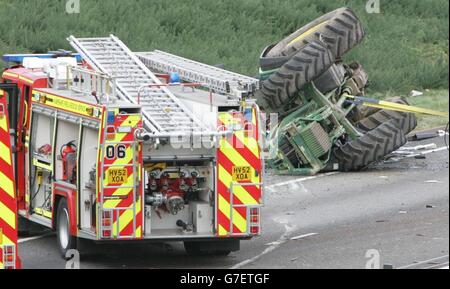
[0,35,264,259]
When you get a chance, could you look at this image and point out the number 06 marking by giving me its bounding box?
[106,145,127,159]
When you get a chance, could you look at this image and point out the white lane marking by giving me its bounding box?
[266,172,339,191]
[440,266,449,269]
[18,233,54,243]
[231,224,296,269]
[398,255,449,269]
[291,233,318,241]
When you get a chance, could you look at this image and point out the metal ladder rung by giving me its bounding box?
[69,34,206,134]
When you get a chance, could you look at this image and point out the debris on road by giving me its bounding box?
[425,180,442,184]
[408,131,442,141]
[426,205,437,209]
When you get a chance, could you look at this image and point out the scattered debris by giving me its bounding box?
[410,90,424,97]
[290,257,299,262]
[376,220,388,223]
[399,143,437,151]
[399,210,408,214]
[408,132,440,142]
[425,180,441,184]
[414,155,426,159]
[291,233,318,241]
[379,176,389,179]
[426,205,436,209]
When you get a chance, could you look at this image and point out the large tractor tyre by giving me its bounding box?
[56,198,77,260]
[356,97,417,135]
[256,41,335,113]
[264,7,365,64]
[333,119,407,172]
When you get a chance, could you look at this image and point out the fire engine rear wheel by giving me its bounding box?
[333,119,407,171]
[255,41,335,113]
[56,198,77,259]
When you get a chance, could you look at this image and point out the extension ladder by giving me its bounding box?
[136,50,259,99]
[68,35,206,135]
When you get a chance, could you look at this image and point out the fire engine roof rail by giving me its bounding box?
[67,35,208,135]
[135,50,260,99]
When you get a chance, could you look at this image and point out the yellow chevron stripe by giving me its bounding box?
[0,202,16,230]
[112,117,140,142]
[112,198,141,237]
[0,141,12,165]
[218,194,247,233]
[103,185,134,209]
[220,138,260,185]
[0,117,8,132]
[0,171,14,199]
[218,164,258,205]
[218,224,227,237]
[136,226,142,238]
[234,130,259,159]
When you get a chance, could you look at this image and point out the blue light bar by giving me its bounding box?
[2,53,83,63]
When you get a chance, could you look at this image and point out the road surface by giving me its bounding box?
[19,130,449,269]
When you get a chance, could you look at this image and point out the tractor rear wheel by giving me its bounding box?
[256,41,334,113]
[333,119,407,171]
[263,7,364,67]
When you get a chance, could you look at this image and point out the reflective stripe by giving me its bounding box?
[216,108,262,236]
[100,114,143,239]
[0,95,20,269]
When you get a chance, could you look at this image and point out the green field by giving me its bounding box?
[0,0,448,113]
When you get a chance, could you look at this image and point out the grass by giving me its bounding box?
[0,0,448,94]
[0,0,448,129]
[408,89,449,131]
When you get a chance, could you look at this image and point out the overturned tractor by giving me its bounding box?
[256,7,418,175]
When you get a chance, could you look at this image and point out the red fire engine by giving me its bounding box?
[0,35,264,265]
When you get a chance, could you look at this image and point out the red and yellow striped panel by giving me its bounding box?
[217,106,263,236]
[98,113,143,239]
[0,90,21,269]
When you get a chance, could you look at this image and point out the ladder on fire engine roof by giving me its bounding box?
[135,50,260,99]
[67,35,207,135]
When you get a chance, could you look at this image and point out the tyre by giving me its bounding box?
[263,7,365,64]
[56,198,77,259]
[333,119,407,171]
[256,41,335,112]
[356,97,417,135]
